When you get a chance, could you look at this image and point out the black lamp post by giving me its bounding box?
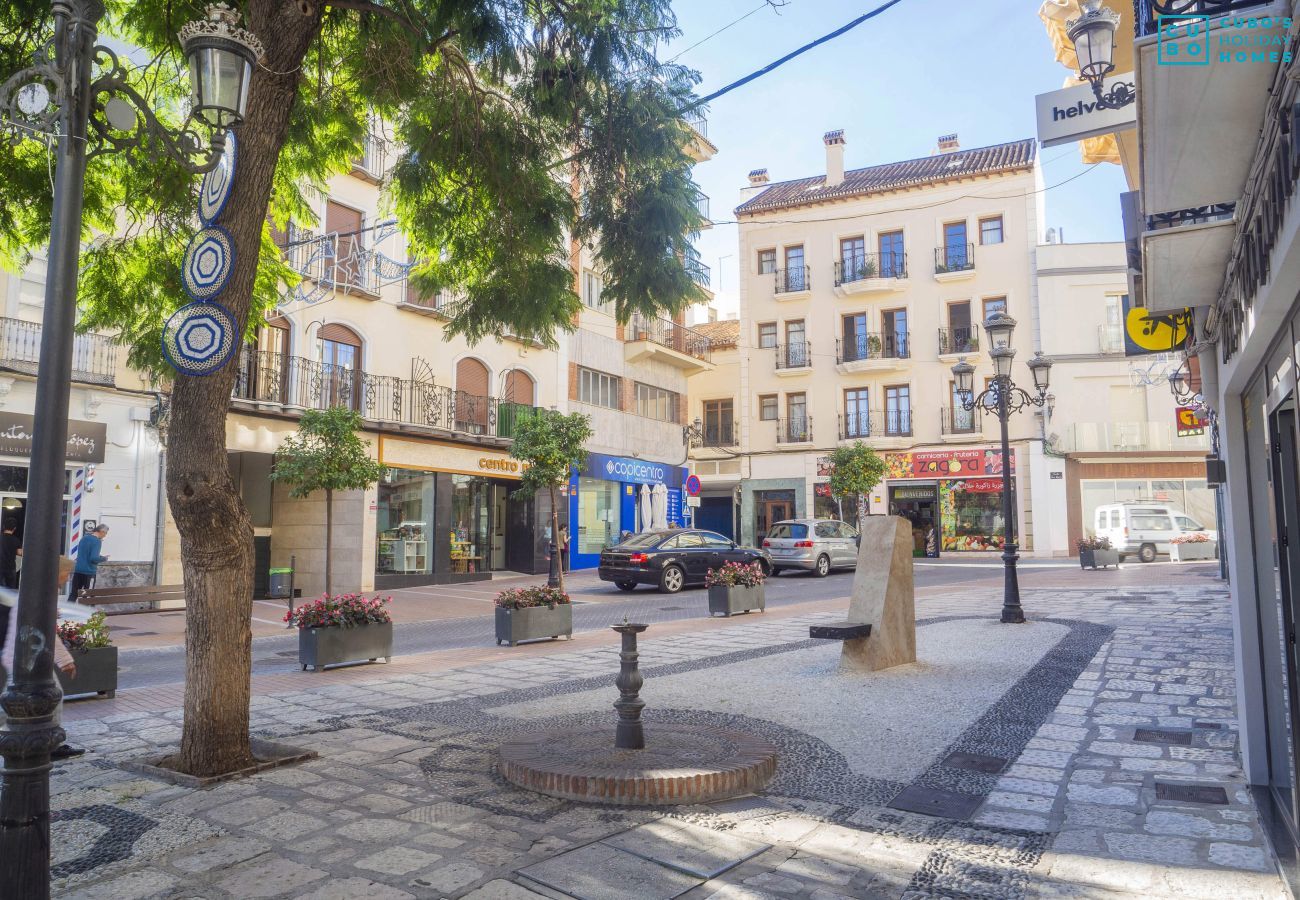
[0,3,260,895]
[1066,0,1133,110]
[952,313,1053,625]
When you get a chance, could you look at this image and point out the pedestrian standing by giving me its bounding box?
[0,517,21,589]
[559,524,570,572]
[71,523,109,599]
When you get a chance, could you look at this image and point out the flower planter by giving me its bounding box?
[1079,548,1121,570]
[299,621,393,672]
[496,604,572,646]
[708,584,766,617]
[56,646,118,699]
[1171,542,1217,562]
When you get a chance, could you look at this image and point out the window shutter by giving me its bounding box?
[317,323,361,346]
[457,358,490,397]
[504,369,535,405]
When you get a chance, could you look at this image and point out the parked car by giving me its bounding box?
[598,529,771,594]
[762,519,859,577]
[1092,502,1218,563]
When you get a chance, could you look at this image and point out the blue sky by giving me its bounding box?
[665,0,1130,316]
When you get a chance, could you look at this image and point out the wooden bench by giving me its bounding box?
[76,584,186,616]
[809,622,873,642]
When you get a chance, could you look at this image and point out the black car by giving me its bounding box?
[598,529,771,594]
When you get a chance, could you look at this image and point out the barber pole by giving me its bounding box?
[69,467,85,558]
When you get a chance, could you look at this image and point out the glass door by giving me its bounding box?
[1269,401,1300,832]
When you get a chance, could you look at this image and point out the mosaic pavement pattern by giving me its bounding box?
[42,585,1290,899]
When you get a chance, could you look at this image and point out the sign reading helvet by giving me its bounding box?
[1035,74,1136,148]
[0,412,106,463]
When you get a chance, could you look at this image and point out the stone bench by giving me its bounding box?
[809,622,873,641]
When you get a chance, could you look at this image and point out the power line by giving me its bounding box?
[689,0,908,109]
[665,2,780,64]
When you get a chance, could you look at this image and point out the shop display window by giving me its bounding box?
[376,471,434,575]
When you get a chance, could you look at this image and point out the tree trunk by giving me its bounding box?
[324,487,333,596]
[550,483,563,591]
[169,2,322,778]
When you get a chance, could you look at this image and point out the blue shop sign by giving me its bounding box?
[583,453,683,488]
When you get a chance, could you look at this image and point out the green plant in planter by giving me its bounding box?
[56,611,112,651]
[495,585,571,609]
[860,257,877,278]
[866,334,883,357]
[704,561,765,587]
[1076,536,1113,552]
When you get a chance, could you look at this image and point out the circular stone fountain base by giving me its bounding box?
[498,724,778,805]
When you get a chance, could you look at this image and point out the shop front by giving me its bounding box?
[375,436,555,587]
[884,448,1017,553]
[568,453,687,570]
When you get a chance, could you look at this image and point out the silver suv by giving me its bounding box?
[762,519,859,577]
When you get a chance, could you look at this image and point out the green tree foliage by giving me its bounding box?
[826,441,886,530]
[271,406,386,594]
[509,410,593,589]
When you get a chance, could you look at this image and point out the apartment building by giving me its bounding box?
[684,314,743,539]
[730,130,1044,552]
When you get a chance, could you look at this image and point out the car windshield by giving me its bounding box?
[618,532,669,548]
[767,523,808,540]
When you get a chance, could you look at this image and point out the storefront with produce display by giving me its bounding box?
[883,448,1017,553]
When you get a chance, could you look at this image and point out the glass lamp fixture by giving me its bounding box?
[984,311,1017,351]
[1027,351,1053,394]
[951,357,975,404]
[1067,0,1120,87]
[991,345,1016,380]
[179,3,265,128]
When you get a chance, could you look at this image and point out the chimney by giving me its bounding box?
[708,306,718,323]
[740,168,770,202]
[936,133,960,154]
[747,168,769,186]
[823,130,845,187]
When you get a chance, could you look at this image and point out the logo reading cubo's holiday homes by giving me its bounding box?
[1157,14,1292,67]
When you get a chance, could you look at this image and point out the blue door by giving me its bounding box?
[695,497,733,539]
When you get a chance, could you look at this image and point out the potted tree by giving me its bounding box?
[1078,536,1121,570]
[706,561,767,617]
[56,611,117,699]
[826,441,887,536]
[271,407,386,596]
[287,593,394,672]
[1171,533,1217,561]
[495,585,573,646]
[508,410,594,590]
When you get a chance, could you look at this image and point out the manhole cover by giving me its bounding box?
[942,751,1008,774]
[888,785,982,820]
[1134,728,1193,745]
[1155,782,1228,805]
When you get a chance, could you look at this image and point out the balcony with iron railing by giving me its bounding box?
[836,333,910,365]
[233,348,539,440]
[685,246,712,289]
[1133,0,1270,37]
[773,266,810,297]
[700,421,736,448]
[837,409,912,440]
[281,226,380,297]
[941,406,981,437]
[776,416,813,444]
[399,278,452,319]
[0,317,116,385]
[352,131,389,182]
[934,243,975,279]
[695,191,711,228]
[939,325,980,356]
[1098,323,1125,354]
[833,253,908,295]
[774,340,812,372]
[625,313,712,372]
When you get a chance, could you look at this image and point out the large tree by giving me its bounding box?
[508,410,593,591]
[826,441,887,533]
[0,0,706,776]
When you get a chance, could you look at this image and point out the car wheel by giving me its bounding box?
[770,566,783,577]
[1138,544,1157,563]
[813,554,830,577]
[615,581,637,592]
[757,559,771,577]
[658,565,684,594]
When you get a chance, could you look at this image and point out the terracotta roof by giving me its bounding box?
[735,139,1037,216]
[693,319,740,347]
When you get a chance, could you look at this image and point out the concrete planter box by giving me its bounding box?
[57,646,117,699]
[496,604,572,646]
[708,584,766,616]
[1079,548,1121,570]
[1171,542,1216,562]
[299,621,393,672]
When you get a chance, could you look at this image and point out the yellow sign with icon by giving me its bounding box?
[1123,297,1191,356]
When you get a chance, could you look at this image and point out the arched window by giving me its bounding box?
[503,369,536,406]
[455,357,490,434]
[317,323,362,410]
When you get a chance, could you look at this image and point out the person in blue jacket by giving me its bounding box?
[71,524,109,598]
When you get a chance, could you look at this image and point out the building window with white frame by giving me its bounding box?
[579,367,620,409]
[635,382,679,423]
[979,216,1004,245]
[581,269,606,310]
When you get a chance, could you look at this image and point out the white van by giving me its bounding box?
[1093,502,1217,563]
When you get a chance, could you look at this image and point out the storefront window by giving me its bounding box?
[813,491,858,524]
[375,470,434,575]
[450,475,490,574]
[1078,478,1219,537]
[945,483,1005,551]
[578,477,620,554]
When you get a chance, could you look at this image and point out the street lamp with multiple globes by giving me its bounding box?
[1066,0,1134,110]
[951,312,1053,625]
[0,2,261,895]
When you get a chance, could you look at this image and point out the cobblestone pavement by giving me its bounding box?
[46,570,1288,899]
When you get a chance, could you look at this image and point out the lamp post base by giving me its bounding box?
[1000,541,1025,624]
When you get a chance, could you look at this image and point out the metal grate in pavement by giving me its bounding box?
[1155,782,1229,805]
[1134,728,1193,746]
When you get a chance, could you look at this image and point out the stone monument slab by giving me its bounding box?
[842,515,917,671]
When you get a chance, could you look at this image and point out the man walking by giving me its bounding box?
[0,517,22,589]
[71,523,108,599]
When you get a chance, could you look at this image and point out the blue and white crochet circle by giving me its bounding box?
[162,301,239,376]
[198,131,236,225]
[181,226,235,301]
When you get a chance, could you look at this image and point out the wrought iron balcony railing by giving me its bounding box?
[882,408,912,437]
[232,349,536,439]
[838,409,912,439]
[836,333,910,364]
[281,225,380,296]
[626,314,712,361]
[354,131,388,179]
[685,246,711,288]
[773,266,810,294]
[402,279,452,318]
[695,191,710,222]
[774,341,812,370]
[834,252,907,285]
[777,416,813,444]
[701,421,736,447]
[839,412,872,440]
[0,317,116,385]
[941,406,980,436]
[935,243,975,274]
[684,110,708,139]
[939,325,980,355]
[1133,0,1266,37]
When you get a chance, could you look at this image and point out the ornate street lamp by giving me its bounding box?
[951,317,1053,625]
[1066,0,1134,110]
[0,3,261,895]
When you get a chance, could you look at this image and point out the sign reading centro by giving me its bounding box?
[378,435,525,479]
